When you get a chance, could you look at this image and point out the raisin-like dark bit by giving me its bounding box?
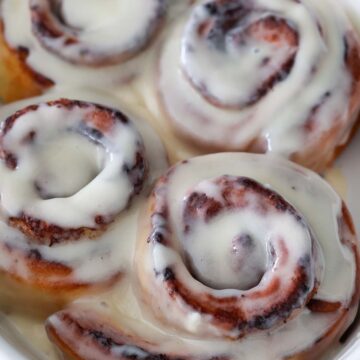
[4,153,18,169]
[28,249,42,261]
[151,231,165,244]
[205,2,218,16]
[89,330,115,350]
[163,267,175,281]
[114,110,129,124]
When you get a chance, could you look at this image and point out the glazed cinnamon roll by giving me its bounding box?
[0,0,167,102]
[46,153,360,360]
[156,0,360,171]
[0,94,167,309]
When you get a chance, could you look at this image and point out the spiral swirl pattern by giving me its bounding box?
[29,0,165,66]
[158,0,360,170]
[0,96,167,303]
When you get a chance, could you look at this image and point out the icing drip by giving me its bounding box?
[0,1,359,358]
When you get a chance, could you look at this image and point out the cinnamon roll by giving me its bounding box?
[156,0,360,171]
[0,94,168,310]
[0,0,167,102]
[46,153,360,360]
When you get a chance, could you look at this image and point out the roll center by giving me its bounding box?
[183,211,268,291]
[34,132,105,199]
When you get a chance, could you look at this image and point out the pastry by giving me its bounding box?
[46,153,360,359]
[0,93,168,313]
[156,0,360,171]
[0,0,166,103]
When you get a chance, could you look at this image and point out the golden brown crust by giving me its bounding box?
[0,241,122,315]
[0,22,52,104]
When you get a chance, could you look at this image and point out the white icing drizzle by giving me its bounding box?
[1,0,359,167]
[134,153,358,358]
[181,4,297,108]
[0,88,168,285]
[158,0,360,161]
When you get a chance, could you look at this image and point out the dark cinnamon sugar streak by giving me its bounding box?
[47,309,190,360]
